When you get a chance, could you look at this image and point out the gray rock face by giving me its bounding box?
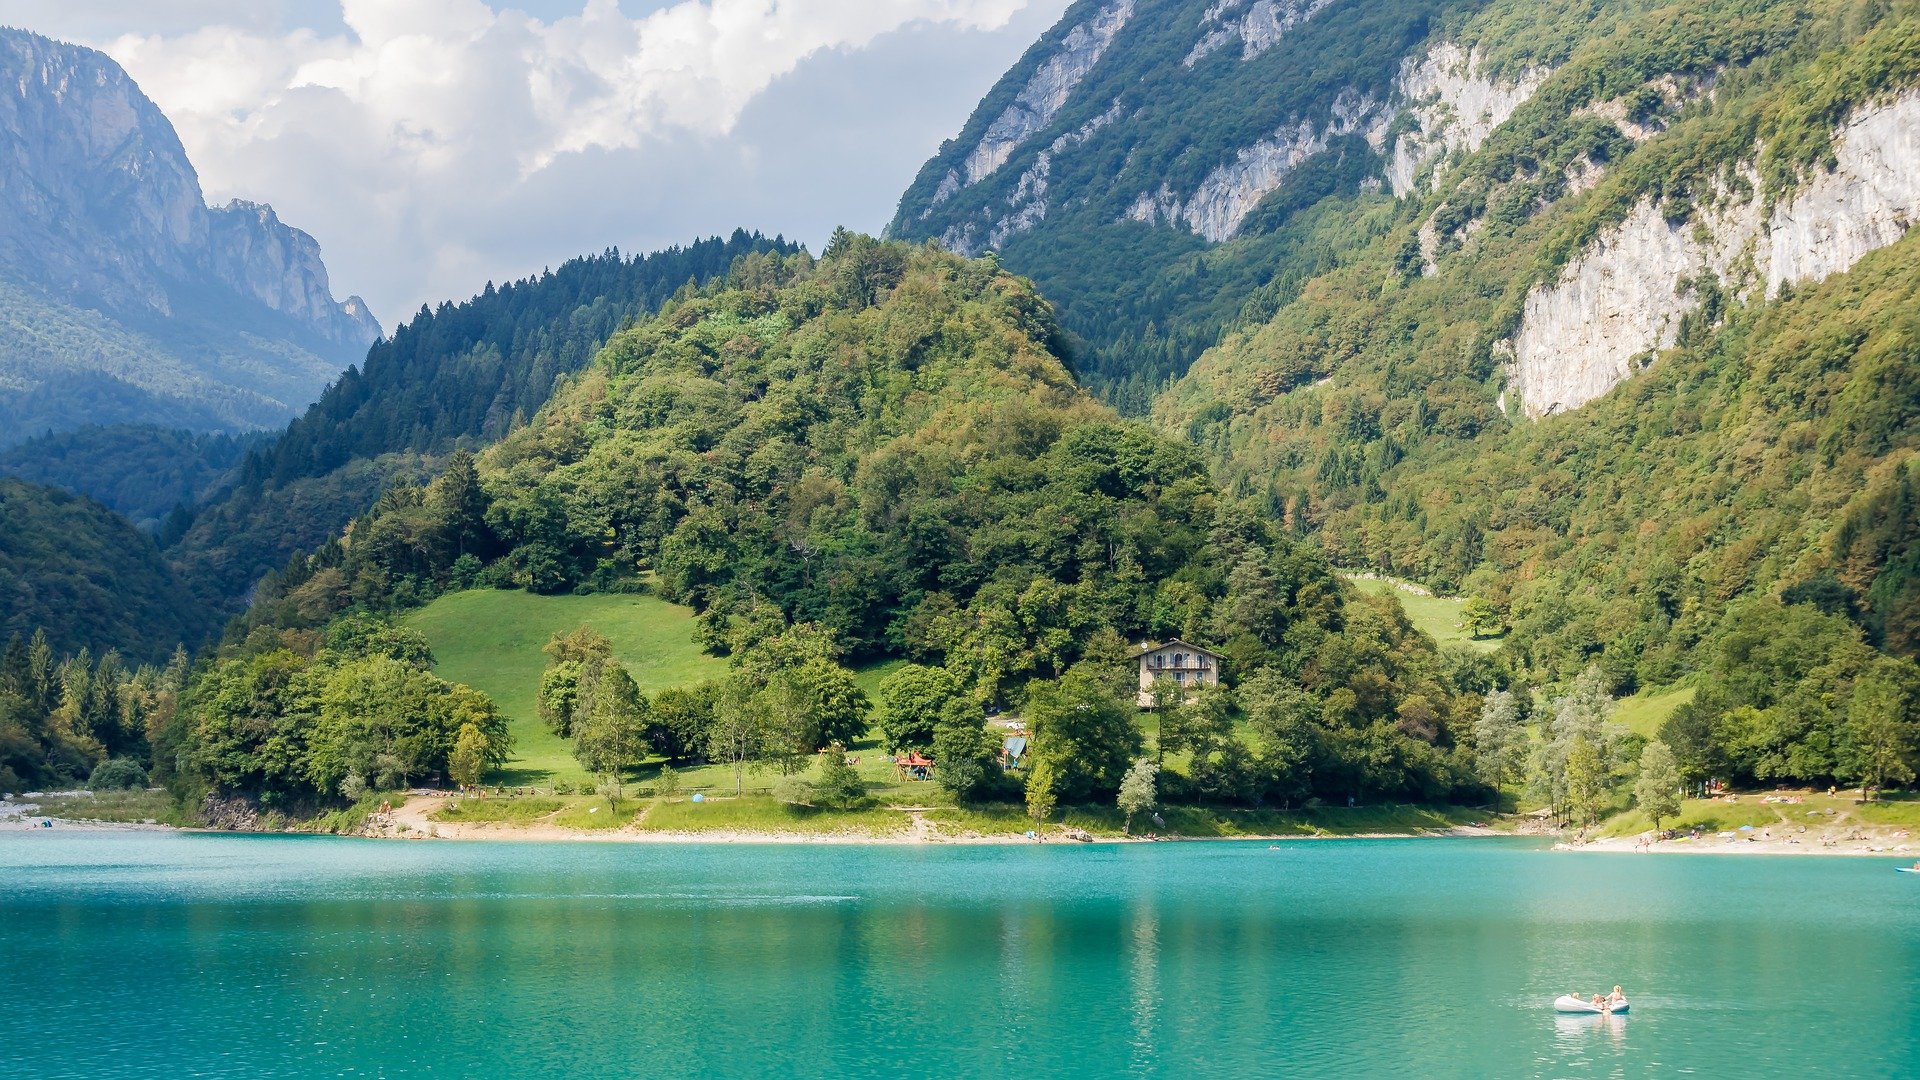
[1124,39,1547,245]
[1376,42,1550,198]
[956,0,1133,190]
[0,27,379,441]
[1127,90,1375,241]
[0,28,377,348]
[1184,0,1333,67]
[1509,91,1920,417]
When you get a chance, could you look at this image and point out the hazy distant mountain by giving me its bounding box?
[0,27,379,445]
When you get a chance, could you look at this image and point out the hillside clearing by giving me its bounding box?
[1344,574,1501,653]
[1614,684,1697,739]
[404,589,726,784]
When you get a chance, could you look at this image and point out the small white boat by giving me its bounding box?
[1554,995,1629,1014]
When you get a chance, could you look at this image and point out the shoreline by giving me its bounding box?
[371,794,1510,845]
[1560,834,1917,859]
[8,792,1507,846]
[12,793,1914,857]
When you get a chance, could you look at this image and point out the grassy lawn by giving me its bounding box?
[638,796,910,835]
[433,797,565,823]
[1344,574,1501,653]
[1614,684,1696,739]
[1597,788,1920,837]
[405,590,919,790]
[851,658,909,705]
[405,589,727,784]
[551,798,648,830]
[1850,792,1920,827]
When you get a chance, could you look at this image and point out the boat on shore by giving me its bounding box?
[1554,995,1629,1014]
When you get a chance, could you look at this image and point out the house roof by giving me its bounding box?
[1133,638,1223,658]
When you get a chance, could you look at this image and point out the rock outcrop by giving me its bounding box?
[1377,43,1550,198]
[1127,91,1375,241]
[1184,0,1334,67]
[1122,40,1545,244]
[942,0,1133,200]
[1510,91,1920,417]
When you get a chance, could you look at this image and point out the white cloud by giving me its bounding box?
[55,0,1065,326]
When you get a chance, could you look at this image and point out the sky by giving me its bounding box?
[12,0,1072,330]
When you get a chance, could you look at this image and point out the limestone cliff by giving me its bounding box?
[0,27,378,439]
[1510,91,1920,416]
[1377,43,1549,198]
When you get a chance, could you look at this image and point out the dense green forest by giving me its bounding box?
[177,238,1494,812]
[0,425,264,531]
[165,232,794,612]
[0,629,187,794]
[0,479,212,663]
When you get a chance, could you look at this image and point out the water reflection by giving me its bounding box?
[1553,1012,1628,1052]
[3,834,1915,1078]
[1127,896,1160,1071]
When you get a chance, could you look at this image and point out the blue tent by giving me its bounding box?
[1002,736,1027,768]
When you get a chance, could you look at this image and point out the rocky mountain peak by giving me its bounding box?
[0,26,378,348]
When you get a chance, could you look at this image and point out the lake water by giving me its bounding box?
[2,833,1915,1078]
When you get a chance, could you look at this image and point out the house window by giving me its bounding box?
[1172,671,1184,684]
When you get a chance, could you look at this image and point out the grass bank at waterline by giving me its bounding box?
[370,791,1497,844]
[1565,789,1920,858]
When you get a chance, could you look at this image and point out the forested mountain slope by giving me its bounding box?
[0,478,209,662]
[893,0,1920,790]
[213,238,1490,808]
[0,28,377,442]
[165,233,791,612]
[1148,0,1920,690]
[0,426,263,531]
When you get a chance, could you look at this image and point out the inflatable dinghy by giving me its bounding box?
[1554,995,1628,1014]
[1897,867,1920,874]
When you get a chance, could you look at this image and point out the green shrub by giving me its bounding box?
[87,758,148,791]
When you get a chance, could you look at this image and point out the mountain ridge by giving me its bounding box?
[0,26,378,443]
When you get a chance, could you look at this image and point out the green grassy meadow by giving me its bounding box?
[405,589,727,784]
[1613,684,1696,739]
[1344,574,1501,653]
[405,590,919,789]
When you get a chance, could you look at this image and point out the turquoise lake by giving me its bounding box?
[2,833,1916,1077]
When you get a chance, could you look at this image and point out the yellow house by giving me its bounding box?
[1134,639,1223,707]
